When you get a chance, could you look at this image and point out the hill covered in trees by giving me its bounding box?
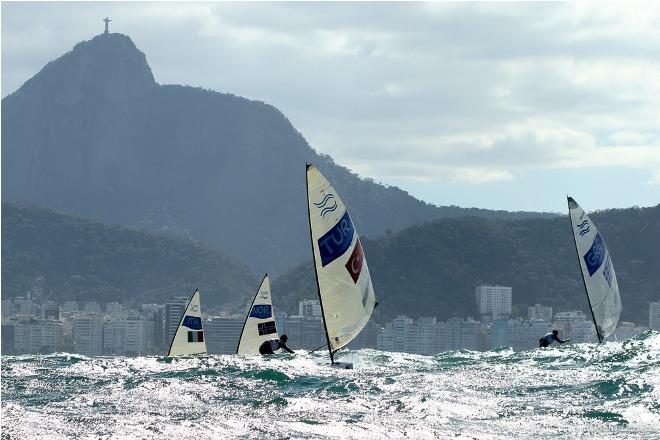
[2,203,258,307]
[274,204,660,325]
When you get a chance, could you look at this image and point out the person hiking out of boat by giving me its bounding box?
[259,334,295,355]
[539,330,570,348]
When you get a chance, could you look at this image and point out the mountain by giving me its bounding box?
[2,32,553,275]
[273,204,660,325]
[1,203,258,307]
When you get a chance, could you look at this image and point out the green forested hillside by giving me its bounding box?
[3,202,658,324]
[274,204,660,324]
[2,203,258,307]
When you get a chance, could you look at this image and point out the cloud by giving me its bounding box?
[2,2,659,209]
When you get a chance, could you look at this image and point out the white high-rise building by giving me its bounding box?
[444,317,482,351]
[13,319,64,354]
[2,300,15,318]
[13,297,37,316]
[417,317,437,355]
[298,299,322,317]
[650,301,660,331]
[392,315,414,352]
[82,302,101,314]
[73,314,104,356]
[106,302,123,315]
[476,285,512,321]
[103,314,155,355]
[204,317,243,354]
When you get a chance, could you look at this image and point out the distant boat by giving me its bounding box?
[236,274,281,354]
[306,164,377,366]
[567,197,622,342]
[167,289,207,356]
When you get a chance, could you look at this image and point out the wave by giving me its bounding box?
[2,333,659,439]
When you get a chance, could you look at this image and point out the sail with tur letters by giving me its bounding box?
[236,274,281,355]
[306,164,377,364]
[167,289,207,356]
[568,197,622,342]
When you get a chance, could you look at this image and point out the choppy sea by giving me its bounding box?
[2,332,659,439]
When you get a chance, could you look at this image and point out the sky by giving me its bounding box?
[2,2,659,213]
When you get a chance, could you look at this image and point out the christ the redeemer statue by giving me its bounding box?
[103,17,111,34]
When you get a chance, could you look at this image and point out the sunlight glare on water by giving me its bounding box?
[2,332,659,439]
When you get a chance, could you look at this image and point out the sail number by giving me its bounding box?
[250,305,272,319]
[318,211,355,266]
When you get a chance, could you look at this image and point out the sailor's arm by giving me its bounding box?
[279,342,295,354]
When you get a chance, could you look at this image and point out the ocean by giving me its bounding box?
[2,332,659,439]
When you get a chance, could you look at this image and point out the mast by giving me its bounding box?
[236,274,267,354]
[306,164,335,364]
[567,197,603,343]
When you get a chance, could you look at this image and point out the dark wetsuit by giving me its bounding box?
[259,339,294,355]
[539,332,568,348]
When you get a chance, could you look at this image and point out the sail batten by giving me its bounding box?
[167,289,207,356]
[236,274,281,355]
[306,165,377,360]
[568,197,622,342]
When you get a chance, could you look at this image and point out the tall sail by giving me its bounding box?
[306,164,377,363]
[236,274,281,355]
[167,289,207,356]
[568,197,622,342]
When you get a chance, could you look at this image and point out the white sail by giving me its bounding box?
[568,197,622,342]
[167,289,207,356]
[306,164,377,359]
[236,274,281,355]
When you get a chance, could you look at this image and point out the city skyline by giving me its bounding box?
[3,291,655,357]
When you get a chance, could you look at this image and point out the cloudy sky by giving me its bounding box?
[2,2,659,213]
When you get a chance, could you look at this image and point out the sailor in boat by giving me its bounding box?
[539,329,570,348]
[259,334,295,355]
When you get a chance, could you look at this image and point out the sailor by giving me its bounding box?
[539,329,570,348]
[259,334,295,355]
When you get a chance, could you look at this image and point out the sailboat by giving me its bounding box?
[568,197,622,342]
[236,274,281,354]
[306,164,377,367]
[167,289,207,356]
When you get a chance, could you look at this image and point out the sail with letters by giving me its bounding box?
[568,197,622,342]
[167,289,207,356]
[236,274,281,354]
[306,164,377,364]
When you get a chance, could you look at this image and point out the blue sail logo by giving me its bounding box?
[576,219,590,237]
[583,232,607,276]
[314,193,338,218]
[318,211,355,266]
[182,315,202,330]
[250,304,272,319]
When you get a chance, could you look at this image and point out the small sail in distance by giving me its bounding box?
[167,289,207,356]
[236,274,281,355]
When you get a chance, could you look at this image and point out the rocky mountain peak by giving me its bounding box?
[7,32,155,106]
